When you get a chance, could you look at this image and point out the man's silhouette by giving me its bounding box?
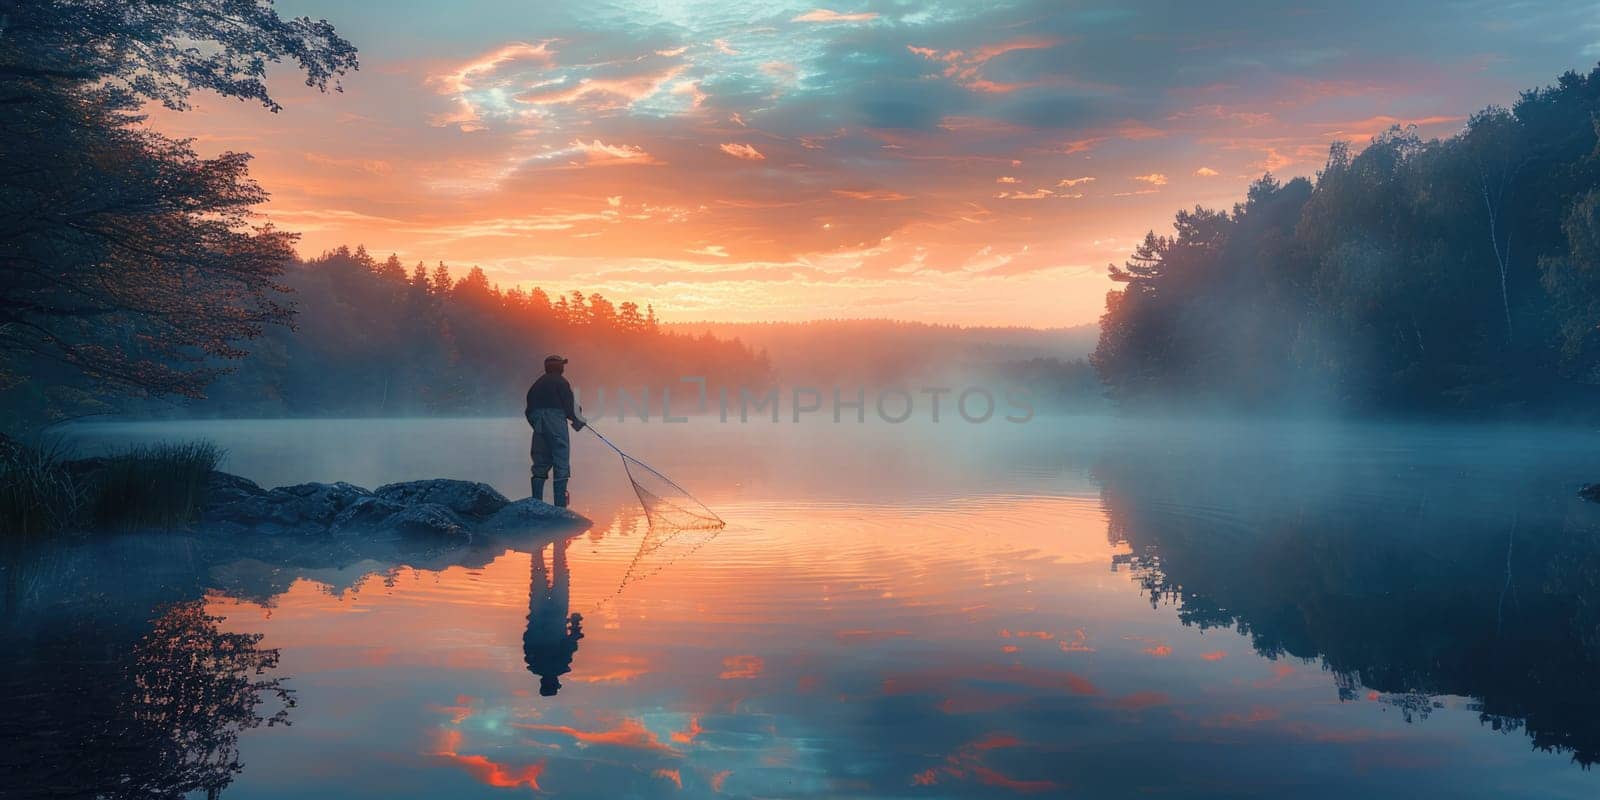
[526,354,585,507]
[523,537,583,697]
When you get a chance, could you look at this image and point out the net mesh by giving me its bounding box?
[584,427,726,607]
[589,427,725,532]
[619,453,725,531]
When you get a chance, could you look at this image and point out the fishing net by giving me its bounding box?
[582,426,726,607]
[587,427,725,531]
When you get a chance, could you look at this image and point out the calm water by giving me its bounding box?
[6,417,1600,798]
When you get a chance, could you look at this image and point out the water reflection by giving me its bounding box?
[0,520,584,799]
[15,418,1600,797]
[1094,428,1600,766]
[0,597,291,800]
[525,536,584,696]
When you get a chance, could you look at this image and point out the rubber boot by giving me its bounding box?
[553,479,569,508]
[530,477,546,503]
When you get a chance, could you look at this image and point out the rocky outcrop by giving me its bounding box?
[200,472,583,537]
[374,479,510,520]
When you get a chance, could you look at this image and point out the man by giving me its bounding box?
[525,354,585,506]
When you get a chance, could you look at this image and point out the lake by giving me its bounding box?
[6,416,1600,798]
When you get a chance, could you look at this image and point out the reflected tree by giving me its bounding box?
[0,600,293,799]
[1094,436,1600,766]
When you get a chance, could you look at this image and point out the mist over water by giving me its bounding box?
[7,416,1600,798]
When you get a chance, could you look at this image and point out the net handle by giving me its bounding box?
[585,424,725,524]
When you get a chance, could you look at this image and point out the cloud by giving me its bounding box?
[720,655,764,678]
[1057,176,1094,187]
[996,188,1057,200]
[514,64,687,109]
[996,176,1019,184]
[792,9,879,23]
[907,36,1063,93]
[1056,137,1103,154]
[719,142,766,160]
[432,41,556,96]
[687,245,730,257]
[832,189,910,201]
[1194,166,1221,177]
[1133,173,1168,186]
[570,139,661,166]
[303,153,393,175]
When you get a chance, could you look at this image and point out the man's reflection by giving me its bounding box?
[524,536,583,696]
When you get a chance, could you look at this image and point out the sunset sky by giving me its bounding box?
[155,0,1600,326]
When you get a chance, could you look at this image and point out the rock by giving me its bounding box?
[331,495,406,532]
[192,471,579,538]
[274,482,374,526]
[207,470,264,502]
[383,503,467,538]
[374,479,510,520]
[480,498,587,533]
[1581,484,1600,503]
[204,480,372,534]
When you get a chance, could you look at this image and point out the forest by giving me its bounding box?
[1093,65,1600,415]
[96,246,772,420]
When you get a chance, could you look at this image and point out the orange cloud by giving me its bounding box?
[996,188,1057,200]
[1058,629,1094,652]
[514,717,678,753]
[710,770,732,792]
[1200,650,1227,661]
[670,715,704,744]
[720,655,764,679]
[1056,137,1104,154]
[429,729,546,790]
[654,768,683,789]
[570,139,661,166]
[792,9,879,22]
[908,37,1062,93]
[303,153,393,175]
[433,41,556,94]
[832,189,910,201]
[515,64,688,109]
[1320,114,1464,140]
[1133,173,1169,186]
[1194,166,1221,177]
[719,143,766,161]
[913,733,1059,794]
[1112,691,1170,710]
[1064,672,1101,696]
[1057,176,1095,187]
[1117,121,1168,140]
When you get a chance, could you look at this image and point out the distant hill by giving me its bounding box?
[664,319,1099,393]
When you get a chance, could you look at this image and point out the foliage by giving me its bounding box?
[0,600,293,799]
[1092,65,1600,414]
[90,441,225,531]
[0,437,85,537]
[191,246,774,416]
[0,0,356,413]
[0,439,222,536]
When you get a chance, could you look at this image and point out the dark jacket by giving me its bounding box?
[526,373,579,425]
